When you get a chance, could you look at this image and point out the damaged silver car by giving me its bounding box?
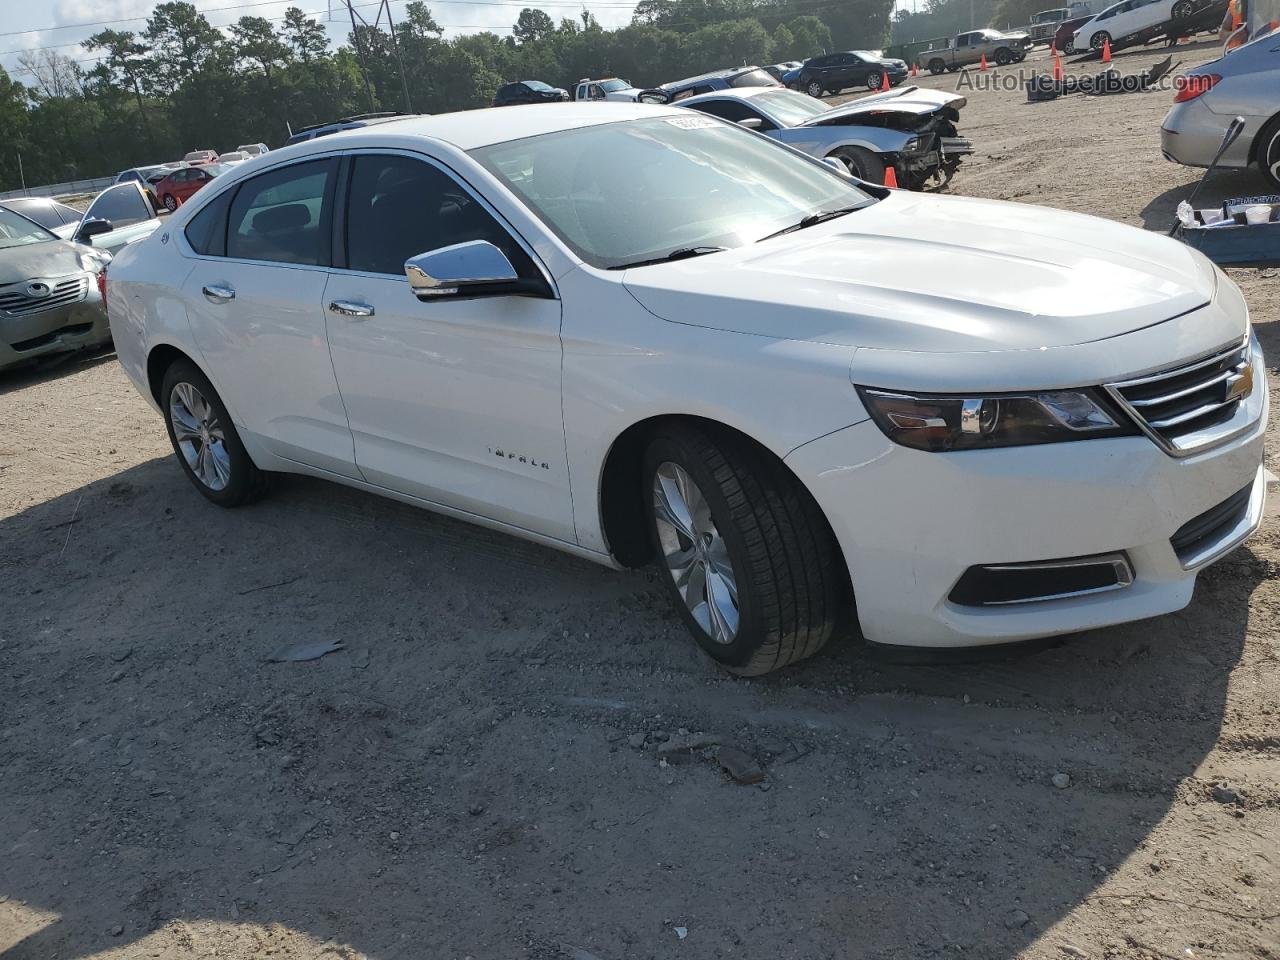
[679,86,972,189]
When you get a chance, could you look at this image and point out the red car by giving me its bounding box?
[1053,15,1094,52]
[153,163,228,212]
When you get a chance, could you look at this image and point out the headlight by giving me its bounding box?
[903,137,923,153]
[77,246,111,273]
[857,387,1134,452]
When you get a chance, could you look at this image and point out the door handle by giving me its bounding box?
[202,284,235,303]
[328,300,375,319]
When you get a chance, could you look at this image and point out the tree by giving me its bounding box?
[230,16,290,81]
[83,29,155,148]
[145,2,224,88]
[282,7,329,62]
[16,50,83,100]
[513,8,555,44]
[786,15,832,58]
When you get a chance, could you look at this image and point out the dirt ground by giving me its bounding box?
[2,39,1279,960]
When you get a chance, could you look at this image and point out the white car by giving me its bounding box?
[237,142,269,157]
[105,104,1268,674]
[573,77,644,102]
[1073,0,1199,50]
[216,151,250,164]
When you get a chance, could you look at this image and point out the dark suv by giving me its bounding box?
[795,51,909,98]
[492,81,570,106]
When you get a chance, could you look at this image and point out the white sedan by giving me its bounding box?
[104,103,1268,674]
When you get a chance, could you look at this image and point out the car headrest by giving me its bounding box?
[252,203,310,234]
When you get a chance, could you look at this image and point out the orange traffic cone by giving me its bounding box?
[910,62,918,77]
[881,68,891,89]
[1101,37,1112,62]
[1049,40,1057,55]
[979,53,989,71]
[1053,52,1064,83]
[883,165,898,188]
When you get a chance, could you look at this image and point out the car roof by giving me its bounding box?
[276,102,686,152]
[659,66,761,90]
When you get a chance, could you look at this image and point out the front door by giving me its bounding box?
[323,151,575,543]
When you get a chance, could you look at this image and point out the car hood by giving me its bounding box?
[803,86,965,123]
[621,192,1217,354]
[0,240,84,285]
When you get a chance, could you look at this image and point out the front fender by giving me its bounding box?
[819,127,916,156]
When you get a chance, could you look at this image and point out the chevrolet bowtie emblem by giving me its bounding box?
[1223,359,1253,404]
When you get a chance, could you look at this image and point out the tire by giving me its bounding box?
[1013,51,1027,62]
[866,71,883,90]
[806,80,824,98]
[1258,115,1280,189]
[994,47,1013,65]
[947,64,961,72]
[829,146,886,184]
[1062,39,1075,54]
[1171,0,1194,20]
[162,194,178,212]
[1090,30,1111,49]
[641,424,847,676]
[928,58,947,75]
[160,359,270,507]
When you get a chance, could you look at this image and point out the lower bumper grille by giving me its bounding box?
[11,321,95,353]
[949,553,1133,607]
[1170,482,1254,568]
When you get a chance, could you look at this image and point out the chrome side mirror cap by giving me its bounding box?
[737,117,764,130]
[404,240,519,300]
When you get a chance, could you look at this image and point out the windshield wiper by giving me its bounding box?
[758,205,866,242]
[610,246,727,270]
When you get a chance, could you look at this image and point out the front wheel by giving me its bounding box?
[866,71,883,90]
[994,47,1014,65]
[829,146,886,184]
[1259,116,1280,189]
[162,194,178,212]
[643,425,847,675]
[161,360,270,507]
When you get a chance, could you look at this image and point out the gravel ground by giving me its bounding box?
[2,39,1278,960]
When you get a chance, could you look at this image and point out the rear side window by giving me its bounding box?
[226,159,336,265]
[344,154,531,278]
[185,189,233,256]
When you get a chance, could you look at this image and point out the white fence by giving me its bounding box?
[0,176,116,201]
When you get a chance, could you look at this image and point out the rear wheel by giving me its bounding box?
[642,425,847,676]
[829,146,886,184]
[1171,0,1194,20]
[928,58,947,75]
[1061,38,1075,54]
[162,194,178,212]
[161,360,270,507]
[1090,30,1111,49]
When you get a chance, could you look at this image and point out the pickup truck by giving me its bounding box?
[572,77,644,102]
[916,29,1032,73]
[1020,3,1093,42]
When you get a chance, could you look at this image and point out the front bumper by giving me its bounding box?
[785,362,1268,648]
[0,272,107,371]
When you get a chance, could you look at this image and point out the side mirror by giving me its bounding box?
[405,240,519,300]
[76,217,114,243]
[822,156,852,177]
[737,117,764,130]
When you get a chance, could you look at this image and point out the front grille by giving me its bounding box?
[0,275,89,317]
[949,553,1133,607]
[1107,340,1253,455]
[1170,483,1253,567]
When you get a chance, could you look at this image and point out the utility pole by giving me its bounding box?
[376,0,413,114]
[17,151,26,195]
[345,0,377,111]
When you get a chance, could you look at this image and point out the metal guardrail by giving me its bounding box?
[0,176,116,201]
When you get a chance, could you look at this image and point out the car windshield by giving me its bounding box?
[727,68,778,88]
[853,50,882,58]
[471,115,873,269]
[524,80,554,91]
[0,206,56,248]
[750,89,830,126]
[600,79,629,92]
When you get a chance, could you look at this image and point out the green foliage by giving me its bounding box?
[1,0,894,191]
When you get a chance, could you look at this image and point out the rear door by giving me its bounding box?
[180,155,360,478]
[322,150,574,541]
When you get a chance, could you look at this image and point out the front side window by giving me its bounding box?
[227,158,336,265]
[686,99,766,126]
[344,154,526,277]
[472,115,873,269]
[0,207,55,248]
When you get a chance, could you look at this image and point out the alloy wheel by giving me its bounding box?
[163,195,177,211]
[1265,128,1280,187]
[169,381,232,491]
[806,81,822,98]
[652,461,740,645]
